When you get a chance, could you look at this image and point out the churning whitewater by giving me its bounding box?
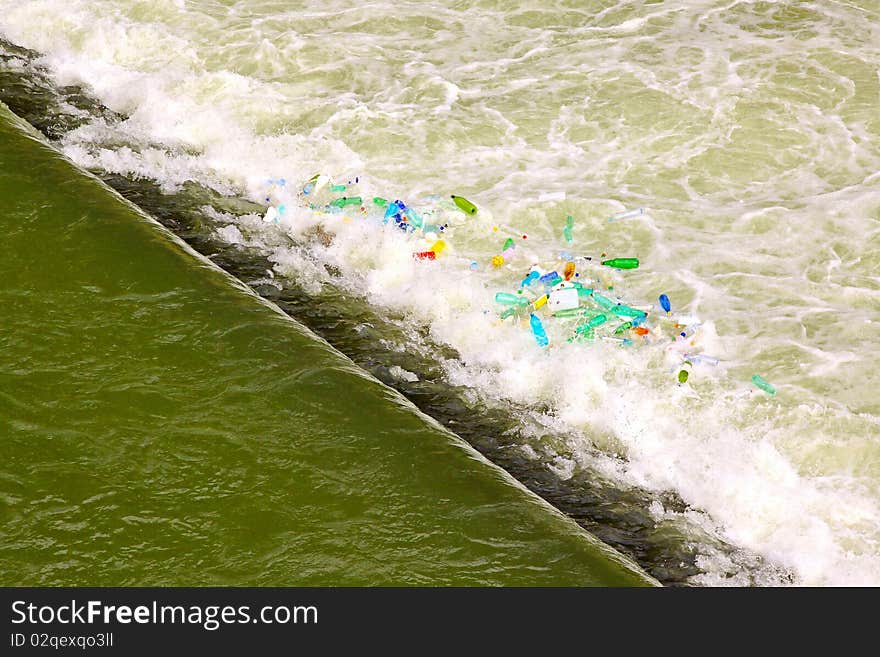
[1,0,878,585]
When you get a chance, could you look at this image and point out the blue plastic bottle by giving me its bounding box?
[530,314,549,347]
[521,271,541,288]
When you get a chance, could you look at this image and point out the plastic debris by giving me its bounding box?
[554,307,593,318]
[260,174,772,396]
[752,374,777,396]
[521,270,540,288]
[539,271,561,288]
[610,304,647,320]
[329,196,362,208]
[529,313,549,347]
[580,314,608,331]
[548,287,579,312]
[685,354,719,366]
[384,201,402,222]
[495,292,529,306]
[659,293,671,313]
[678,360,693,384]
[563,215,574,244]
[451,195,478,215]
[608,208,645,222]
[405,206,424,228]
[591,292,616,311]
[602,258,640,269]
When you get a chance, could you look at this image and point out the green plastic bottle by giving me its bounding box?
[372,197,388,207]
[602,258,639,269]
[613,321,633,335]
[591,292,616,311]
[610,304,647,319]
[494,292,529,306]
[554,307,593,318]
[329,196,362,208]
[451,195,478,215]
[503,237,515,251]
[752,374,776,395]
[568,328,595,343]
[563,215,574,243]
[578,314,607,331]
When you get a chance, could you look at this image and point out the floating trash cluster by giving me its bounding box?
[258,173,778,396]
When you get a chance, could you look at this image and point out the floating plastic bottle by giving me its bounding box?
[530,313,549,347]
[521,271,540,288]
[373,197,388,207]
[403,206,423,228]
[602,258,640,269]
[685,353,719,366]
[568,327,595,343]
[578,314,607,331]
[533,295,548,310]
[431,240,447,256]
[610,304,647,320]
[384,202,401,222]
[608,208,645,222]
[539,272,562,289]
[503,237,515,251]
[633,326,650,336]
[563,215,574,243]
[330,184,347,192]
[451,195,477,215]
[500,305,528,319]
[413,251,436,260]
[676,323,701,341]
[495,292,529,306]
[591,292,616,311]
[329,196,363,208]
[613,321,633,335]
[554,307,594,318]
[678,360,693,384]
[563,261,576,281]
[659,294,671,313]
[752,374,776,396]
